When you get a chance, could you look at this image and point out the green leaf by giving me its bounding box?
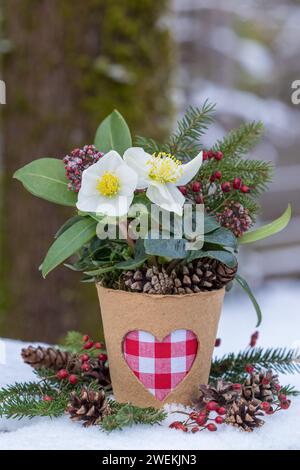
[94,109,132,155]
[144,238,186,259]
[204,214,220,233]
[235,274,262,327]
[41,217,97,277]
[55,216,84,239]
[14,158,77,207]
[203,227,238,249]
[115,239,148,270]
[239,204,291,244]
[187,249,237,267]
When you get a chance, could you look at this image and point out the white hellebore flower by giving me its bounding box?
[123,148,203,215]
[76,150,138,216]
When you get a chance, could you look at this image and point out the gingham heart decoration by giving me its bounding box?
[123,329,198,401]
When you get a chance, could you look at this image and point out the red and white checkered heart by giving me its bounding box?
[123,329,198,401]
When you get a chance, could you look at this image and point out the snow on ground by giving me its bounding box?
[0,281,300,450]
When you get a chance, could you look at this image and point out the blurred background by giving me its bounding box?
[0,0,299,343]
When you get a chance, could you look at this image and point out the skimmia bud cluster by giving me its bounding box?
[63,145,104,192]
[216,202,253,238]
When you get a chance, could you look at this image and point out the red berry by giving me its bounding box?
[215,151,223,161]
[245,364,254,374]
[207,423,217,432]
[215,338,221,347]
[208,150,215,159]
[189,412,198,420]
[210,174,216,183]
[191,426,199,433]
[95,342,103,350]
[195,195,204,204]
[217,407,226,416]
[275,384,281,392]
[221,182,231,193]
[196,416,207,426]
[202,151,208,161]
[279,394,287,402]
[233,177,242,190]
[82,334,89,342]
[83,341,94,350]
[56,369,69,380]
[266,408,274,415]
[261,401,271,412]
[179,186,187,195]
[192,181,201,192]
[81,363,91,372]
[169,421,181,429]
[80,354,90,363]
[262,377,270,385]
[43,395,53,402]
[206,401,218,411]
[232,383,242,390]
[214,170,222,180]
[69,374,78,385]
[98,353,108,362]
[280,400,291,410]
[240,184,250,193]
[215,416,224,424]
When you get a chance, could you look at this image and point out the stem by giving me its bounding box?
[119,220,135,251]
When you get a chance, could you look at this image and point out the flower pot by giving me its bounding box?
[96,285,225,408]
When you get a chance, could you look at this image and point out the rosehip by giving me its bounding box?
[206,401,218,411]
[206,423,217,432]
[241,184,250,193]
[208,150,214,159]
[203,151,208,161]
[215,416,224,424]
[279,394,287,402]
[217,407,226,416]
[95,342,103,349]
[196,416,207,426]
[261,401,271,412]
[280,400,291,410]
[69,374,78,385]
[215,338,221,347]
[192,181,201,192]
[56,369,69,380]
[233,177,242,190]
[80,354,90,363]
[191,426,199,433]
[98,353,108,362]
[189,412,198,420]
[195,195,204,204]
[221,182,231,193]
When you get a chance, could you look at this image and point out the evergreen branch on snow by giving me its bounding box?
[101,402,167,432]
[210,347,300,383]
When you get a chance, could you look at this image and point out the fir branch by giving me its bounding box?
[0,381,51,403]
[101,402,167,432]
[213,121,264,159]
[210,347,300,383]
[134,135,163,155]
[167,102,215,161]
[61,330,85,353]
[280,385,300,397]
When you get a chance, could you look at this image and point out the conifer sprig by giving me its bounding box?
[213,121,264,159]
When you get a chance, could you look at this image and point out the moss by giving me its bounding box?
[58,0,174,142]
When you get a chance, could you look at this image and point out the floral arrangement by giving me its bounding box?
[14,103,291,326]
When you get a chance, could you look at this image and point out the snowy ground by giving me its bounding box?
[0,281,300,450]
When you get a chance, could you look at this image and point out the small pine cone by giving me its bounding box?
[217,202,253,238]
[22,346,73,371]
[225,399,264,432]
[195,379,242,410]
[123,265,174,295]
[66,387,111,427]
[243,369,279,404]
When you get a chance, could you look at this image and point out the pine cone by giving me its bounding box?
[21,346,111,388]
[195,379,242,410]
[243,369,279,404]
[122,258,237,295]
[66,387,111,427]
[226,399,264,432]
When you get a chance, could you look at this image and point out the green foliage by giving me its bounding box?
[235,274,262,327]
[239,204,292,245]
[101,402,167,432]
[94,110,132,155]
[213,121,264,159]
[210,347,300,383]
[13,158,77,207]
[61,330,85,353]
[41,217,97,277]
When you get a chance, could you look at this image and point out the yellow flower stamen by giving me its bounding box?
[148,152,183,184]
[96,171,121,197]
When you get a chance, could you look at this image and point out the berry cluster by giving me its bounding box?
[169,400,227,433]
[43,334,107,398]
[63,145,104,192]
[216,202,253,238]
[202,150,223,162]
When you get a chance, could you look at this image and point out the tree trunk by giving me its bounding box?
[1,0,172,342]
